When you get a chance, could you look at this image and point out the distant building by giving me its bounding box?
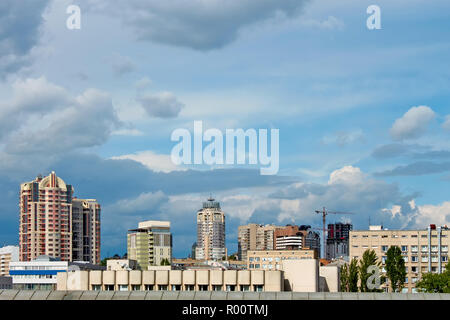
[274,225,321,257]
[0,245,19,276]
[326,223,352,260]
[127,220,172,270]
[9,255,103,290]
[195,198,226,261]
[349,224,449,293]
[191,242,197,260]
[238,224,276,261]
[106,259,138,271]
[19,172,100,263]
[247,249,318,270]
[72,198,101,264]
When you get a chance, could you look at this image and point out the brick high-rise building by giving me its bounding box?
[196,198,226,261]
[19,172,100,264]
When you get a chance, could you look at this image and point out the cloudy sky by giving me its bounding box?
[1,0,450,258]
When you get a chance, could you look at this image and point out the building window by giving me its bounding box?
[131,285,140,291]
[91,285,101,291]
[401,245,408,252]
[411,246,418,252]
[184,285,194,291]
[381,246,388,252]
[442,246,448,252]
[172,285,181,291]
[198,285,208,291]
[119,285,128,291]
[411,256,418,262]
[253,285,263,292]
[240,285,250,292]
[226,285,235,292]
[104,285,114,291]
[442,256,448,262]
[144,285,154,291]
[158,285,168,291]
[212,285,222,291]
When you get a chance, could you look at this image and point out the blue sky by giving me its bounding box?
[0,0,450,258]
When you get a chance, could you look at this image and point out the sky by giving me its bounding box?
[0,0,450,258]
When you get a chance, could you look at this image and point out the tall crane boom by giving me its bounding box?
[314,207,354,259]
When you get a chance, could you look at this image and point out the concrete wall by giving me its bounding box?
[56,270,283,292]
[282,259,318,292]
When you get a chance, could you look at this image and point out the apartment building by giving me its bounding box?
[72,199,101,264]
[19,172,100,263]
[0,245,19,276]
[247,249,317,270]
[196,198,226,261]
[349,224,449,293]
[127,221,172,270]
[237,224,276,261]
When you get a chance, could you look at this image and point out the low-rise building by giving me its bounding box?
[106,259,138,271]
[56,259,340,293]
[247,249,317,270]
[57,269,283,292]
[9,255,104,290]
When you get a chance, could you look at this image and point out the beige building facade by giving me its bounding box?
[196,198,226,261]
[247,249,317,270]
[57,269,283,292]
[127,221,172,270]
[349,225,449,293]
[238,224,276,261]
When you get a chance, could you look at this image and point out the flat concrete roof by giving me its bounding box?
[0,290,449,300]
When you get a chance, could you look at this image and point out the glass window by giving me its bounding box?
[158,285,168,291]
[145,285,154,291]
[226,285,235,292]
[131,285,140,291]
[119,285,128,291]
[212,285,222,291]
[401,245,408,252]
[184,285,194,291]
[253,285,263,292]
[91,285,101,291]
[240,285,250,292]
[198,285,208,291]
[172,285,181,291]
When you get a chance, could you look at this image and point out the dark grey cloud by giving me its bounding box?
[0,0,50,77]
[375,161,450,177]
[372,143,450,160]
[137,92,185,118]
[86,0,310,50]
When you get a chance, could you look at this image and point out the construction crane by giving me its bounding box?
[314,207,354,258]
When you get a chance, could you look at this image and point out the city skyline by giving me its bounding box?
[0,1,450,259]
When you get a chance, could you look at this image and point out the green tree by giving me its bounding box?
[340,263,349,292]
[359,249,383,292]
[385,246,406,292]
[160,258,171,266]
[348,258,359,292]
[416,263,450,293]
